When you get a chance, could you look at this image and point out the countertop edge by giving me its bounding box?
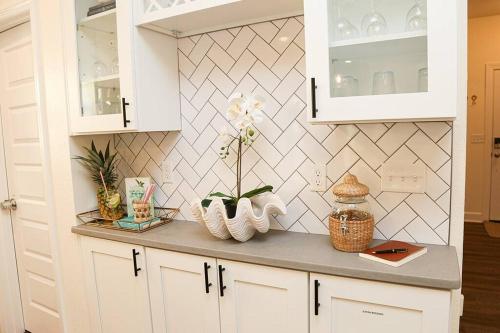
[71,223,461,290]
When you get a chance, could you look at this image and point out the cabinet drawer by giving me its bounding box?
[311,274,451,333]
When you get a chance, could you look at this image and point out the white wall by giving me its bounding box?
[466,15,500,222]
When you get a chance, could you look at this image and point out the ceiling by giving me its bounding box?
[469,0,500,18]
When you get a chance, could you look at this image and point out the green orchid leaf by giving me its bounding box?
[201,199,212,208]
[240,185,273,199]
[208,192,236,200]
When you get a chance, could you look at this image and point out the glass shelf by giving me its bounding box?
[79,9,117,33]
[82,74,120,88]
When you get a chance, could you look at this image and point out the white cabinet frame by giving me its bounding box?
[305,0,458,123]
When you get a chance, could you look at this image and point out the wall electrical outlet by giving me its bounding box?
[161,161,173,184]
[310,164,327,192]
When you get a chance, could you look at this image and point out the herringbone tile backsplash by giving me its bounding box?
[114,16,452,245]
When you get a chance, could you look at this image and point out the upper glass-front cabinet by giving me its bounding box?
[77,8,121,120]
[305,0,458,123]
[67,0,181,135]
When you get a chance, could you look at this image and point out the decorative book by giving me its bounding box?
[114,216,161,231]
[125,177,154,218]
[359,241,427,267]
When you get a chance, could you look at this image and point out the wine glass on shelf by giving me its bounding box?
[93,60,108,79]
[406,0,427,32]
[361,0,387,37]
[334,5,359,41]
[111,57,119,75]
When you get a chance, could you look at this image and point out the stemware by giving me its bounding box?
[111,57,119,75]
[372,71,396,95]
[361,0,387,37]
[93,60,108,78]
[334,6,359,40]
[406,0,427,31]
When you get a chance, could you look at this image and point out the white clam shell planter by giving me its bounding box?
[191,193,287,242]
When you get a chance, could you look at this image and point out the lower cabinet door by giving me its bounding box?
[218,259,308,333]
[80,237,152,333]
[310,274,451,333]
[146,248,221,333]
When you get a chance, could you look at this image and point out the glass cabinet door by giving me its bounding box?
[74,1,122,119]
[305,0,458,123]
[328,0,428,98]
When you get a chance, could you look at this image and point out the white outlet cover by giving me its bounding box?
[162,161,173,184]
[310,164,327,192]
[380,163,426,193]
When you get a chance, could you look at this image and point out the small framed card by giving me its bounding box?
[125,177,155,217]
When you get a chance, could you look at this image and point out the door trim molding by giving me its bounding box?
[0,1,30,33]
[483,63,500,222]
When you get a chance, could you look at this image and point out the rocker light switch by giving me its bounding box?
[380,163,426,193]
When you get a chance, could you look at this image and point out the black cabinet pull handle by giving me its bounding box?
[314,280,320,315]
[132,249,141,277]
[204,262,212,294]
[311,77,318,119]
[218,265,226,297]
[122,97,131,128]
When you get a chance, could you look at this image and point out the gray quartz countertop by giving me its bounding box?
[72,220,461,290]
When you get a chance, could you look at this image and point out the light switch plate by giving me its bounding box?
[380,163,426,193]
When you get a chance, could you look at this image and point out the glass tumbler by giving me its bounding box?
[333,75,359,97]
[372,71,396,95]
[418,68,428,92]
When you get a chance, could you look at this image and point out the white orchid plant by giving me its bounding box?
[201,93,273,217]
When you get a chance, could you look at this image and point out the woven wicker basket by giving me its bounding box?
[329,212,374,252]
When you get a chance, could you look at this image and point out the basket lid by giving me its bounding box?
[332,173,369,197]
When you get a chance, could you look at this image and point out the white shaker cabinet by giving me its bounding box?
[146,249,221,333]
[310,274,451,333]
[218,259,309,333]
[80,237,152,333]
[65,0,181,134]
[305,0,460,123]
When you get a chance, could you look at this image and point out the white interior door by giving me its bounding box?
[0,86,24,333]
[490,69,500,221]
[0,22,63,333]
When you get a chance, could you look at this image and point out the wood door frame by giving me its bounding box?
[0,4,30,332]
[483,63,500,222]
